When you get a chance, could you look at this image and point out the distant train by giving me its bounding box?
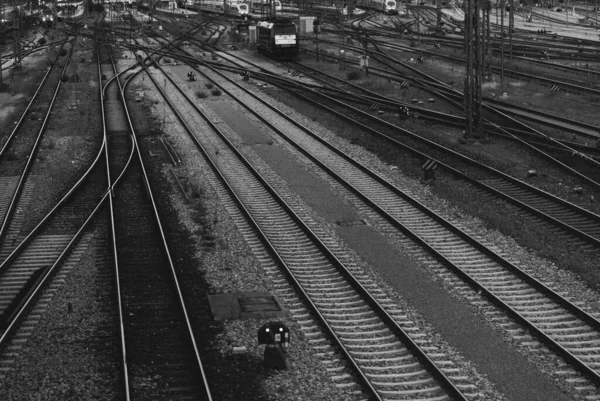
[189,0,249,16]
[113,1,125,11]
[256,17,298,59]
[41,9,54,25]
[312,3,364,17]
[355,0,398,14]
[248,0,282,14]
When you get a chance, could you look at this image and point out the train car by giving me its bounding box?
[256,17,298,59]
[113,1,125,11]
[355,0,398,14]
[312,3,363,17]
[383,0,397,14]
[193,0,249,16]
[248,0,282,14]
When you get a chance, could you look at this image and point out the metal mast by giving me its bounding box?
[509,0,513,59]
[0,0,4,86]
[485,0,491,78]
[12,0,22,69]
[464,0,483,139]
[500,0,505,84]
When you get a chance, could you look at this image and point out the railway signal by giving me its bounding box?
[359,54,369,75]
[421,158,438,181]
[313,18,321,62]
[258,322,290,369]
[398,106,410,119]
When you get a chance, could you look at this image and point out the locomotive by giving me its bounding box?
[355,0,399,14]
[256,17,298,59]
[41,9,54,25]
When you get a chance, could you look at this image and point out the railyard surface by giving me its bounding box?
[0,7,600,400]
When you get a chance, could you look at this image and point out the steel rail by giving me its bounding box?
[96,24,134,400]
[147,55,469,401]
[192,59,600,389]
[115,35,214,400]
[0,36,73,244]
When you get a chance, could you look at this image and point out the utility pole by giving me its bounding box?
[485,0,491,78]
[13,0,22,70]
[464,0,483,139]
[509,0,513,59]
[339,0,345,70]
[314,18,320,61]
[0,0,4,87]
[500,0,505,84]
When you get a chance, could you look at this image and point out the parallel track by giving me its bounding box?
[173,51,600,393]
[97,24,213,400]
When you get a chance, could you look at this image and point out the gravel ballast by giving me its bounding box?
[2,31,600,401]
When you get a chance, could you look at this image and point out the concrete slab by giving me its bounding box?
[208,291,283,321]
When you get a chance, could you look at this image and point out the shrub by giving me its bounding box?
[59,49,67,57]
[211,88,222,96]
[205,81,214,89]
[163,57,172,64]
[38,37,47,45]
[196,90,208,98]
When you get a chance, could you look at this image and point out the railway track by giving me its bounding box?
[0,24,113,380]
[154,49,600,395]
[262,28,600,167]
[3,10,600,399]
[98,25,213,400]
[195,49,600,259]
[124,24,594,394]
[142,54,478,400]
[0,34,73,243]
